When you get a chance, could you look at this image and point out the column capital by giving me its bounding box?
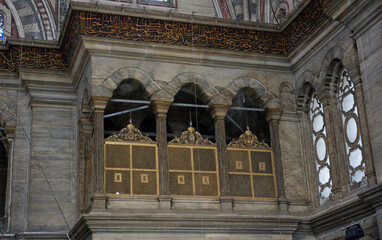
[91,97,110,111]
[210,105,230,120]
[152,101,171,117]
[80,118,94,134]
[266,108,282,122]
[4,126,16,139]
[316,89,332,107]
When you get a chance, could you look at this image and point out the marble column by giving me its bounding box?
[90,97,109,212]
[266,109,288,214]
[210,105,231,211]
[353,79,377,186]
[153,101,172,210]
[319,93,343,200]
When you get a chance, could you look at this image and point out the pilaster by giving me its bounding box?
[266,109,288,214]
[353,81,377,186]
[80,118,93,212]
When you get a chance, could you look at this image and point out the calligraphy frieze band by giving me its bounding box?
[0,0,333,72]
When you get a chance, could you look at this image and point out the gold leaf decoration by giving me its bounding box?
[228,130,269,149]
[106,124,154,143]
[169,127,214,145]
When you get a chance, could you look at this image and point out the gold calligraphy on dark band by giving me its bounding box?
[0,0,332,72]
[77,12,287,55]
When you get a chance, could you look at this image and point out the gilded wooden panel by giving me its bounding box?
[227,131,277,199]
[104,142,158,196]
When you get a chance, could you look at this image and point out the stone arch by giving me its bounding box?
[296,71,319,111]
[3,0,24,38]
[320,46,362,92]
[165,72,229,105]
[319,46,345,84]
[96,67,168,101]
[226,77,275,108]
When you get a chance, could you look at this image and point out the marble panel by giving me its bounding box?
[278,121,308,201]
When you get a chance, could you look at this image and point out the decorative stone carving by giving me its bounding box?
[169,127,214,145]
[228,130,270,149]
[106,124,154,143]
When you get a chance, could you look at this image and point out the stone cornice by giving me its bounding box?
[0,0,334,73]
[70,213,301,239]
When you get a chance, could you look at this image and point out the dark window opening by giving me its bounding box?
[104,79,156,140]
[225,88,270,145]
[167,84,215,142]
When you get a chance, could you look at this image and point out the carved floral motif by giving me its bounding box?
[105,123,154,143]
[169,127,214,145]
[228,130,269,149]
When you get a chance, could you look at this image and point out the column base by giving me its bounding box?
[220,196,233,212]
[159,195,172,212]
[278,198,289,215]
[91,193,107,212]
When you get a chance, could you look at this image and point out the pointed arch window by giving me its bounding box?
[338,70,366,185]
[310,93,333,204]
[0,14,4,42]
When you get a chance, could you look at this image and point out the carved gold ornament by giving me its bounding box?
[169,127,214,145]
[105,124,154,143]
[228,130,269,149]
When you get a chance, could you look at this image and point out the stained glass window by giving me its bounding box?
[310,93,333,204]
[0,14,4,42]
[338,70,366,185]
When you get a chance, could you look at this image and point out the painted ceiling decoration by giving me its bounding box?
[0,0,333,72]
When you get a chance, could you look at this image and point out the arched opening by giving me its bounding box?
[104,79,156,140]
[225,88,270,145]
[166,83,215,141]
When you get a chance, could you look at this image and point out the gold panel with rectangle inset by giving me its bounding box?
[105,170,130,194]
[193,148,216,171]
[104,140,158,197]
[132,145,156,170]
[251,151,273,174]
[169,172,193,195]
[227,150,250,173]
[168,147,192,170]
[253,175,276,198]
[194,173,218,196]
[228,146,276,199]
[229,174,252,197]
[105,144,130,168]
[132,171,157,195]
[168,144,219,197]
